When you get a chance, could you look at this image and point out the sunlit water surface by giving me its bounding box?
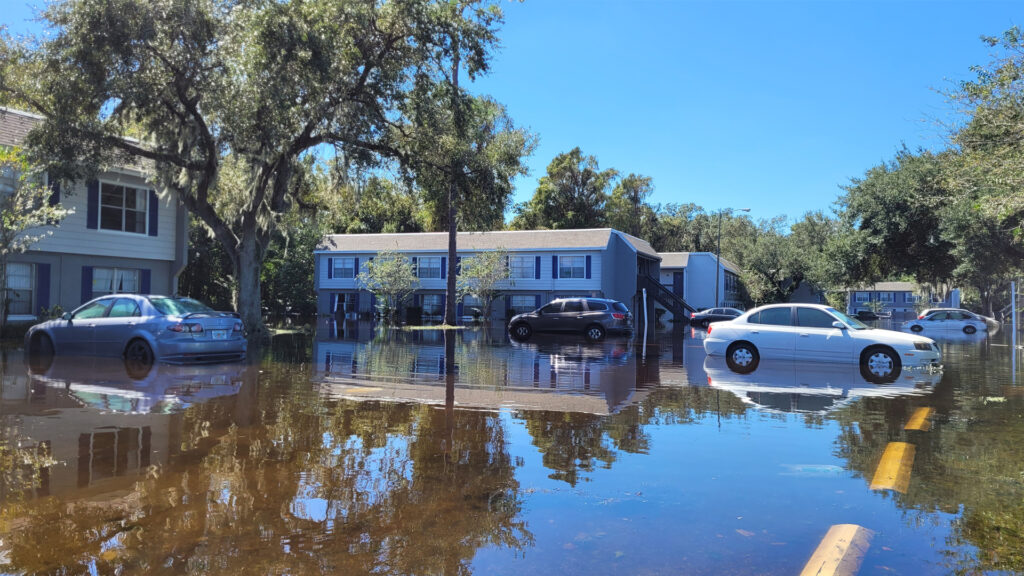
[1,321,1023,575]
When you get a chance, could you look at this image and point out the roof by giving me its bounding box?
[318,228,660,258]
[0,108,43,147]
[848,282,917,292]
[659,251,741,274]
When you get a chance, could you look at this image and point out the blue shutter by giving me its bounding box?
[552,256,558,279]
[352,291,360,316]
[327,257,334,279]
[535,294,541,309]
[140,269,151,294]
[81,266,93,304]
[48,180,60,207]
[505,295,511,313]
[413,294,420,307]
[354,257,359,277]
[585,255,592,279]
[535,256,541,279]
[148,190,159,237]
[35,263,51,314]
[412,257,418,277]
[86,181,99,229]
[457,302,464,318]
[441,256,447,279]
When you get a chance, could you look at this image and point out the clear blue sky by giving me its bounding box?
[5,1,1020,223]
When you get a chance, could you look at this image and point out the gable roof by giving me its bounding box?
[0,108,43,147]
[659,251,741,274]
[318,228,660,258]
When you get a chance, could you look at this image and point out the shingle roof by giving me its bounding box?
[0,108,43,147]
[658,251,742,274]
[318,228,660,257]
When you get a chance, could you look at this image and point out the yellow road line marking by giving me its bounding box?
[799,524,873,576]
[904,407,933,431]
[870,442,916,493]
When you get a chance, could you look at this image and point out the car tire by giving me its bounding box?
[725,341,759,374]
[963,325,977,335]
[509,322,532,341]
[910,325,923,333]
[124,338,155,379]
[585,324,606,341]
[860,345,901,384]
[28,334,54,374]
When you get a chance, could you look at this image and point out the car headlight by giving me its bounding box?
[914,342,933,351]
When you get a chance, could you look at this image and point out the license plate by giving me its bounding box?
[211,330,228,340]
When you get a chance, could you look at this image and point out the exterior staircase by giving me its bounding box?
[638,274,696,321]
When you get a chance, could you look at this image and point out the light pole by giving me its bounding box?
[714,207,750,307]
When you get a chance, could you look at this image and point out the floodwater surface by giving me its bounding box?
[1,322,1023,574]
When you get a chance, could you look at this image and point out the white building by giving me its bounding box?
[657,252,744,319]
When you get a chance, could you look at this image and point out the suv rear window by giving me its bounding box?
[587,301,608,311]
[612,302,629,313]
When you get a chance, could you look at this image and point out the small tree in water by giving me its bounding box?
[357,250,419,324]
[456,249,511,322]
[0,148,69,332]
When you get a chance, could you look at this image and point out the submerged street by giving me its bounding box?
[1,323,1023,574]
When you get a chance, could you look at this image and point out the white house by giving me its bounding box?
[1,109,189,322]
[657,252,744,318]
[846,281,961,320]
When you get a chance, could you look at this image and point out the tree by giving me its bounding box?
[0,0,506,342]
[357,250,418,323]
[606,174,654,237]
[510,148,616,230]
[0,148,69,331]
[456,249,511,321]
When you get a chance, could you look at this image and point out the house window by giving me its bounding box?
[878,292,894,303]
[559,255,586,279]
[93,267,139,299]
[332,257,356,279]
[100,182,149,234]
[421,294,444,316]
[509,295,537,314]
[510,256,534,279]
[418,257,442,279]
[724,271,739,294]
[6,263,34,316]
[854,292,870,303]
[930,293,944,304]
[906,293,921,304]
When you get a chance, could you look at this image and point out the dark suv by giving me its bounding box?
[508,298,633,341]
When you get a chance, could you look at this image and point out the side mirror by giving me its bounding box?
[61,312,72,321]
[832,321,847,330]
[536,309,543,316]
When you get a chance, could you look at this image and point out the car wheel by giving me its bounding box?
[860,346,901,384]
[509,322,532,340]
[725,341,759,374]
[28,334,54,374]
[585,324,606,341]
[124,339,155,379]
[910,325,923,333]
[963,325,977,335]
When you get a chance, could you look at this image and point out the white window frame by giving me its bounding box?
[509,256,534,279]
[558,255,586,279]
[418,257,442,279]
[332,257,356,279]
[99,180,149,235]
[421,294,444,315]
[6,262,35,319]
[906,293,921,304]
[509,295,536,314]
[854,292,870,303]
[878,292,894,303]
[92,267,140,299]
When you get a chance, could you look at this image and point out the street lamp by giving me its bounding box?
[715,207,750,307]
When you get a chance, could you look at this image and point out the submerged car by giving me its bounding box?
[905,309,988,335]
[702,303,941,383]
[25,295,246,364]
[690,307,744,328]
[508,298,633,341]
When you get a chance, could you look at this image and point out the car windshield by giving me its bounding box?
[827,307,869,330]
[149,297,215,316]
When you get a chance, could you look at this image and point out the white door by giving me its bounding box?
[745,307,796,359]
[794,307,854,362]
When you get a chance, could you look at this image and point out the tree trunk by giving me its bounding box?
[443,42,462,328]
[233,227,269,345]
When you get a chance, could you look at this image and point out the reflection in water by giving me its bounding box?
[0,327,1022,574]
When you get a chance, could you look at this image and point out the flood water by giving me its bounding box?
[2,321,1023,575]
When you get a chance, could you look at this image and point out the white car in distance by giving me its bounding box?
[702,304,941,383]
[904,309,989,335]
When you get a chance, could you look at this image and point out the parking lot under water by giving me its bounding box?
[2,320,1024,575]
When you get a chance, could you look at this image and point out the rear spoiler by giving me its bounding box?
[182,311,241,320]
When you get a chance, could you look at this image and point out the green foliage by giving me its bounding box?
[357,250,419,323]
[606,174,654,238]
[511,147,616,230]
[456,249,511,319]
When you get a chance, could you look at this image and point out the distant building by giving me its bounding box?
[657,252,744,319]
[846,282,961,319]
[1,108,189,322]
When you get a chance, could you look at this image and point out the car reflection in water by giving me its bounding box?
[704,357,941,415]
[313,328,655,414]
[26,354,247,414]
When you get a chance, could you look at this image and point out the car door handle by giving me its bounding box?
[799,333,810,337]
[750,330,759,334]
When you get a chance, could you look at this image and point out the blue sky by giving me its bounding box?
[5,1,1020,223]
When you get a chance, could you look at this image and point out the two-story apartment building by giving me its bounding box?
[846,281,961,319]
[657,252,744,320]
[1,109,189,322]
[314,228,672,329]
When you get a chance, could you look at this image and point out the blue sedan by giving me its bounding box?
[25,295,246,364]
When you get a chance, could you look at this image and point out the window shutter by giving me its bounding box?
[354,257,359,276]
[140,269,151,294]
[36,263,51,314]
[148,191,159,237]
[327,257,334,279]
[86,181,99,229]
[48,180,60,207]
[552,256,558,279]
[441,256,447,279]
[412,257,418,276]
[352,291,360,316]
[535,294,541,309]
[81,266,93,304]
[535,256,541,279]
[585,255,592,279]
[455,256,462,275]
[413,294,420,307]
[330,293,337,313]
[457,301,464,318]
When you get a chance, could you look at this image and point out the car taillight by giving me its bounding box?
[918,314,924,319]
[691,312,695,318]
[706,324,712,335]
[233,322,243,332]
[169,323,204,333]
[612,313,625,320]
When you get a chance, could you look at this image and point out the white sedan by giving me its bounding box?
[904,309,988,335]
[702,304,941,382]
